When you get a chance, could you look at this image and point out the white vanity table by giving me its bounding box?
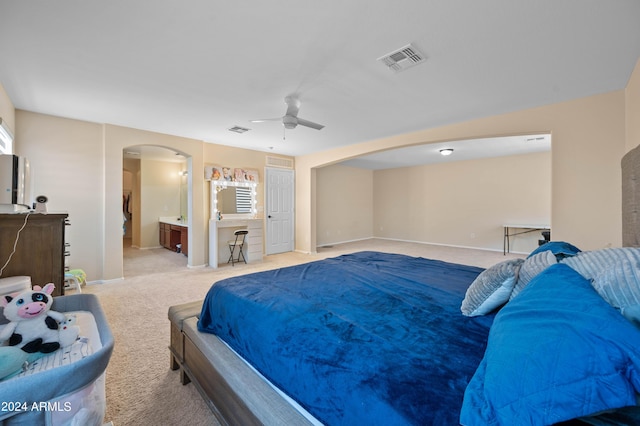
[207,179,263,268]
[209,218,263,268]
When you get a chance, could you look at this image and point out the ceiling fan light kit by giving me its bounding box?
[282,115,297,129]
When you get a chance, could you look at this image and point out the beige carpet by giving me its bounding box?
[75,238,521,426]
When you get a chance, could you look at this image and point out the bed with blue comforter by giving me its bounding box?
[192,246,640,426]
[174,145,640,425]
[198,251,493,425]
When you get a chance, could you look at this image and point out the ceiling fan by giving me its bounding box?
[251,96,325,132]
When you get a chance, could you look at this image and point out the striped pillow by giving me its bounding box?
[461,258,524,317]
[561,248,640,281]
[509,250,557,301]
[591,260,640,310]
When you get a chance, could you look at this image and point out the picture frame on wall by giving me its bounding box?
[221,167,233,181]
[244,169,259,183]
[204,164,223,181]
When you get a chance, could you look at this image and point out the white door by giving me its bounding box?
[265,167,294,255]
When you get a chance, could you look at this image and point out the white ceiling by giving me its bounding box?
[123,145,187,163]
[1,1,639,167]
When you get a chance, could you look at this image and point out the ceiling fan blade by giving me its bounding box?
[284,96,300,118]
[252,97,324,131]
[296,117,325,130]
[250,117,282,123]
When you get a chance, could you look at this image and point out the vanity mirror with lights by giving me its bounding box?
[208,176,263,268]
[212,182,258,219]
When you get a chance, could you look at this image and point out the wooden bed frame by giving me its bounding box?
[169,145,640,425]
[169,301,315,426]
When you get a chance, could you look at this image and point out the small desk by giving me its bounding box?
[209,218,263,268]
[503,224,550,255]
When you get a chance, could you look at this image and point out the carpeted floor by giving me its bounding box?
[75,238,521,426]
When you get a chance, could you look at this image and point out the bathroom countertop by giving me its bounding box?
[159,217,188,227]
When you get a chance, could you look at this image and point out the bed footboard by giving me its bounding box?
[181,325,262,425]
[168,300,202,385]
[168,302,314,426]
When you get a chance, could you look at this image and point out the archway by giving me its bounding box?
[122,145,191,274]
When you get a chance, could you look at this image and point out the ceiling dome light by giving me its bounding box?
[439,148,454,156]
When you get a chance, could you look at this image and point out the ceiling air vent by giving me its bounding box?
[377,43,426,73]
[228,126,250,134]
[266,155,294,169]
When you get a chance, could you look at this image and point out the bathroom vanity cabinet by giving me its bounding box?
[159,218,188,255]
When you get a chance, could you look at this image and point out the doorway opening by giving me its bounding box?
[316,133,552,254]
[122,145,191,276]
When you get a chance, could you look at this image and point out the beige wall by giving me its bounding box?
[297,89,627,253]
[0,84,15,138]
[5,56,640,277]
[140,159,183,248]
[12,107,289,282]
[373,152,550,253]
[202,143,271,218]
[102,125,205,279]
[627,58,640,152]
[315,152,550,253]
[201,144,290,262]
[316,164,373,246]
[14,111,236,281]
[16,111,105,281]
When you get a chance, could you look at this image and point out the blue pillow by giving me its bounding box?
[527,241,581,260]
[460,263,640,426]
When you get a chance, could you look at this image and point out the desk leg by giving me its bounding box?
[503,227,509,255]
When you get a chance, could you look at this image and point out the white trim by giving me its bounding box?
[315,236,529,255]
[374,237,527,254]
[86,277,124,285]
[316,237,373,248]
[0,118,14,155]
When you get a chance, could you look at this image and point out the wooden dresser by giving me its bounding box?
[0,213,68,296]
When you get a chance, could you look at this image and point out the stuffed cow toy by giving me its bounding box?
[0,283,68,353]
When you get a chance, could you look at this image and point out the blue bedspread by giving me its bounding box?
[198,251,493,425]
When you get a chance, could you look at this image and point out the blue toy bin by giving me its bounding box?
[0,294,114,425]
